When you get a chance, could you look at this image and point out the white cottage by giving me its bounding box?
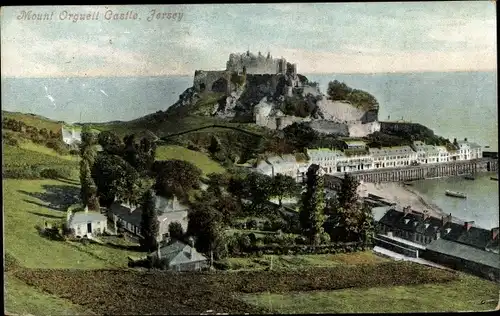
[61,126,82,145]
[67,207,108,238]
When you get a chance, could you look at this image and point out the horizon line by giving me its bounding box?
[1,68,497,79]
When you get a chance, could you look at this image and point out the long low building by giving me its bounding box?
[253,139,484,180]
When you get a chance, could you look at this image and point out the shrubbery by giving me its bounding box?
[3,166,73,180]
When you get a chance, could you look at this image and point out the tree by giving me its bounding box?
[327,80,352,101]
[123,134,139,170]
[187,204,226,267]
[205,172,231,198]
[153,160,202,201]
[139,189,159,252]
[91,154,140,207]
[242,172,272,207]
[98,130,124,156]
[326,173,374,243]
[79,125,97,165]
[168,221,184,241]
[337,173,359,210]
[270,173,300,207]
[282,122,319,151]
[79,159,92,207]
[299,164,326,245]
[79,159,100,210]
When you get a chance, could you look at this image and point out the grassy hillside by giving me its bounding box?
[156,145,225,175]
[3,144,78,169]
[2,111,66,132]
[241,273,499,313]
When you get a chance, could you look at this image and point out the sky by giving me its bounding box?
[0,2,497,77]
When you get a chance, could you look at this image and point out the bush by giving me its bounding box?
[3,166,42,179]
[246,219,258,230]
[238,234,252,251]
[213,259,232,271]
[320,232,331,244]
[40,167,73,179]
[262,220,272,231]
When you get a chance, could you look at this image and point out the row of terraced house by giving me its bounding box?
[253,139,483,181]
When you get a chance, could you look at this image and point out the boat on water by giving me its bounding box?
[491,177,498,181]
[403,181,413,186]
[464,174,475,180]
[445,190,467,199]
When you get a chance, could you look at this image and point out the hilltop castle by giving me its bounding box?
[226,51,297,76]
[193,51,297,94]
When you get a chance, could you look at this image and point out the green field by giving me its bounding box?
[3,111,65,132]
[18,140,80,162]
[224,251,389,271]
[3,144,78,168]
[241,273,499,313]
[3,179,145,269]
[4,273,94,316]
[156,144,225,174]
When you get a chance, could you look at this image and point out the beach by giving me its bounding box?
[363,182,462,222]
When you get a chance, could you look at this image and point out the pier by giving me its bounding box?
[326,158,498,184]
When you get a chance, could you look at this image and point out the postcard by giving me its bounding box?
[2,3,498,315]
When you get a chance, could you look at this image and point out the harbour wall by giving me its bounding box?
[325,158,498,184]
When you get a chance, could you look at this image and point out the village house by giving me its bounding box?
[457,139,482,160]
[67,206,108,238]
[107,194,189,242]
[61,126,81,146]
[148,240,208,271]
[374,207,500,281]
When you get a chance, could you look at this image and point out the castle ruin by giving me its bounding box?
[193,51,297,93]
[226,51,297,76]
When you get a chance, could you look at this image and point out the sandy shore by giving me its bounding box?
[363,182,453,220]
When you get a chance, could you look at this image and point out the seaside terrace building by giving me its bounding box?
[253,139,485,181]
[368,146,417,168]
[457,139,482,160]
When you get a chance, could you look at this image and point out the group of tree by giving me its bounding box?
[326,80,379,110]
[299,164,374,245]
[185,169,301,266]
[2,117,68,154]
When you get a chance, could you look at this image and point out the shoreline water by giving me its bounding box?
[364,182,463,223]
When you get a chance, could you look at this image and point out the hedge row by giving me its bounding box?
[217,261,458,294]
[3,166,74,180]
[229,241,369,257]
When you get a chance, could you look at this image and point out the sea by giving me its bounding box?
[1,71,498,228]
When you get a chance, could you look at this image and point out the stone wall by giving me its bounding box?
[226,51,287,75]
[327,159,496,184]
[421,249,500,282]
[193,70,232,94]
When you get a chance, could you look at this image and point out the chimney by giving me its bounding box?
[492,227,499,240]
[464,221,474,231]
[387,231,393,237]
[435,231,441,240]
[403,206,412,216]
[66,209,73,223]
[441,213,452,227]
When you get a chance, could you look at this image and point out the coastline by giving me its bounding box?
[364,182,463,223]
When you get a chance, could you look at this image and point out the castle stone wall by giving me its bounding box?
[193,70,232,93]
[226,51,288,75]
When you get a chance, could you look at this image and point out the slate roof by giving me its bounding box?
[108,195,188,227]
[441,223,494,250]
[378,209,442,238]
[372,206,391,222]
[426,238,500,269]
[369,146,415,157]
[69,211,107,225]
[149,240,207,265]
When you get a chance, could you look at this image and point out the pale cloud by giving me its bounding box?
[1,3,497,77]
